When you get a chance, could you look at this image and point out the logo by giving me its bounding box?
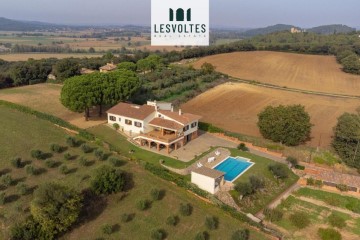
[151,0,209,46]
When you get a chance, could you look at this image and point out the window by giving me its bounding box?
[191,122,197,128]
[158,114,162,118]
[183,125,189,132]
[125,119,132,125]
[118,117,121,122]
[134,121,142,128]
[109,116,116,121]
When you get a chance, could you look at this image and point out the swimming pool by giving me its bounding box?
[213,156,254,182]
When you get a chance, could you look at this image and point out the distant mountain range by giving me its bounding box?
[240,24,356,37]
[0,17,357,36]
[0,17,65,31]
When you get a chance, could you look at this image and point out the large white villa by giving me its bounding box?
[107,101,201,153]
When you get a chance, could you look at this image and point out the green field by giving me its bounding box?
[294,187,360,213]
[0,104,271,239]
[274,195,360,238]
[229,149,299,214]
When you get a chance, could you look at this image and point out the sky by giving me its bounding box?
[0,0,359,28]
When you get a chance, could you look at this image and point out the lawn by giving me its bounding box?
[0,104,271,239]
[273,195,360,238]
[88,124,211,169]
[229,149,299,214]
[294,187,360,213]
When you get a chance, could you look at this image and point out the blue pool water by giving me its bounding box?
[214,157,253,182]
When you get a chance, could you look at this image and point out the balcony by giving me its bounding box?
[138,130,184,144]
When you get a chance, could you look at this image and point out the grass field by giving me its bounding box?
[0,84,105,128]
[273,194,360,239]
[182,82,360,148]
[228,149,299,214]
[0,104,271,240]
[294,188,360,213]
[193,51,360,96]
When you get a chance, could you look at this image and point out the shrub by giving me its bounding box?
[263,208,283,222]
[150,188,161,201]
[0,192,5,205]
[25,165,37,175]
[237,143,249,151]
[286,156,298,168]
[166,215,178,226]
[44,159,57,168]
[94,149,107,161]
[79,157,89,166]
[195,231,209,240]
[318,228,342,240]
[289,212,310,229]
[315,179,323,187]
[31,149,44,160]
[10,217,44,240]
[16,183,29,195]
[179,203,192,216]
[136,199,150,211]
[113,123,120,130]
[101,224,113,235]
[306,177,315,186]
[50,143,63,153]
[109,157,121,167]
[11,157,22,168]
[121,213,130,223]
[1,174,13,187]
[336,184,348,192]
[91,166,126,195]
[231,229,250,240]
[328,213,346,229]
[249,175,265,191]
[59,165,69,175]
[234,182,253,197]
[151,229,166,240]
[80,144,92,153]
[268,163,288,179]
[66,136,77,147]
[63,153,72,160]
[205,216,218,230]
[31,182,82,237]
[295,165,305,170]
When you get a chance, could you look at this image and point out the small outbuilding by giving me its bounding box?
[191,166,225,194]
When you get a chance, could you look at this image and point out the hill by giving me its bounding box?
[241,24,297,37]
[308,24,356,34]
[0,17,68,31]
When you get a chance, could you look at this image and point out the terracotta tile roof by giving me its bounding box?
[80,68,95,74]
[158,110,201,125]
[149,118,183,130]
[107,103,155,120]
[100,63,117,71]
[192,167,224,179]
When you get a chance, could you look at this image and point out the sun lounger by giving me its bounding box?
[215,150,220,156]
[207,157,215,163]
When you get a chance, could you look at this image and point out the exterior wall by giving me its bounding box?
[107,113,154,134]
[183,120,199,136]
[191,172,216,194]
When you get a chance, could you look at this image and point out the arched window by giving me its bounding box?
[187,8,191,21]
[169,8,174,21]
[176,8,184,21]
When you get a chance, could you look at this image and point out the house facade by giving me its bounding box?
[191,167,225,194]
[107,101,201,153]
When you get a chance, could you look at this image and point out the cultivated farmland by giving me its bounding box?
[193,51,360,96]
[181,83,360,148]
[0,53,103,61]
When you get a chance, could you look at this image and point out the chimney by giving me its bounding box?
[171,106,174,112]
[179,109,182,115]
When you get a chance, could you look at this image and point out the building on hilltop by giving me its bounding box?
[99,63,117,73]
[107,101,201,153]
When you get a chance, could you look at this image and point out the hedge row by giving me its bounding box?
[0,100,94,140]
